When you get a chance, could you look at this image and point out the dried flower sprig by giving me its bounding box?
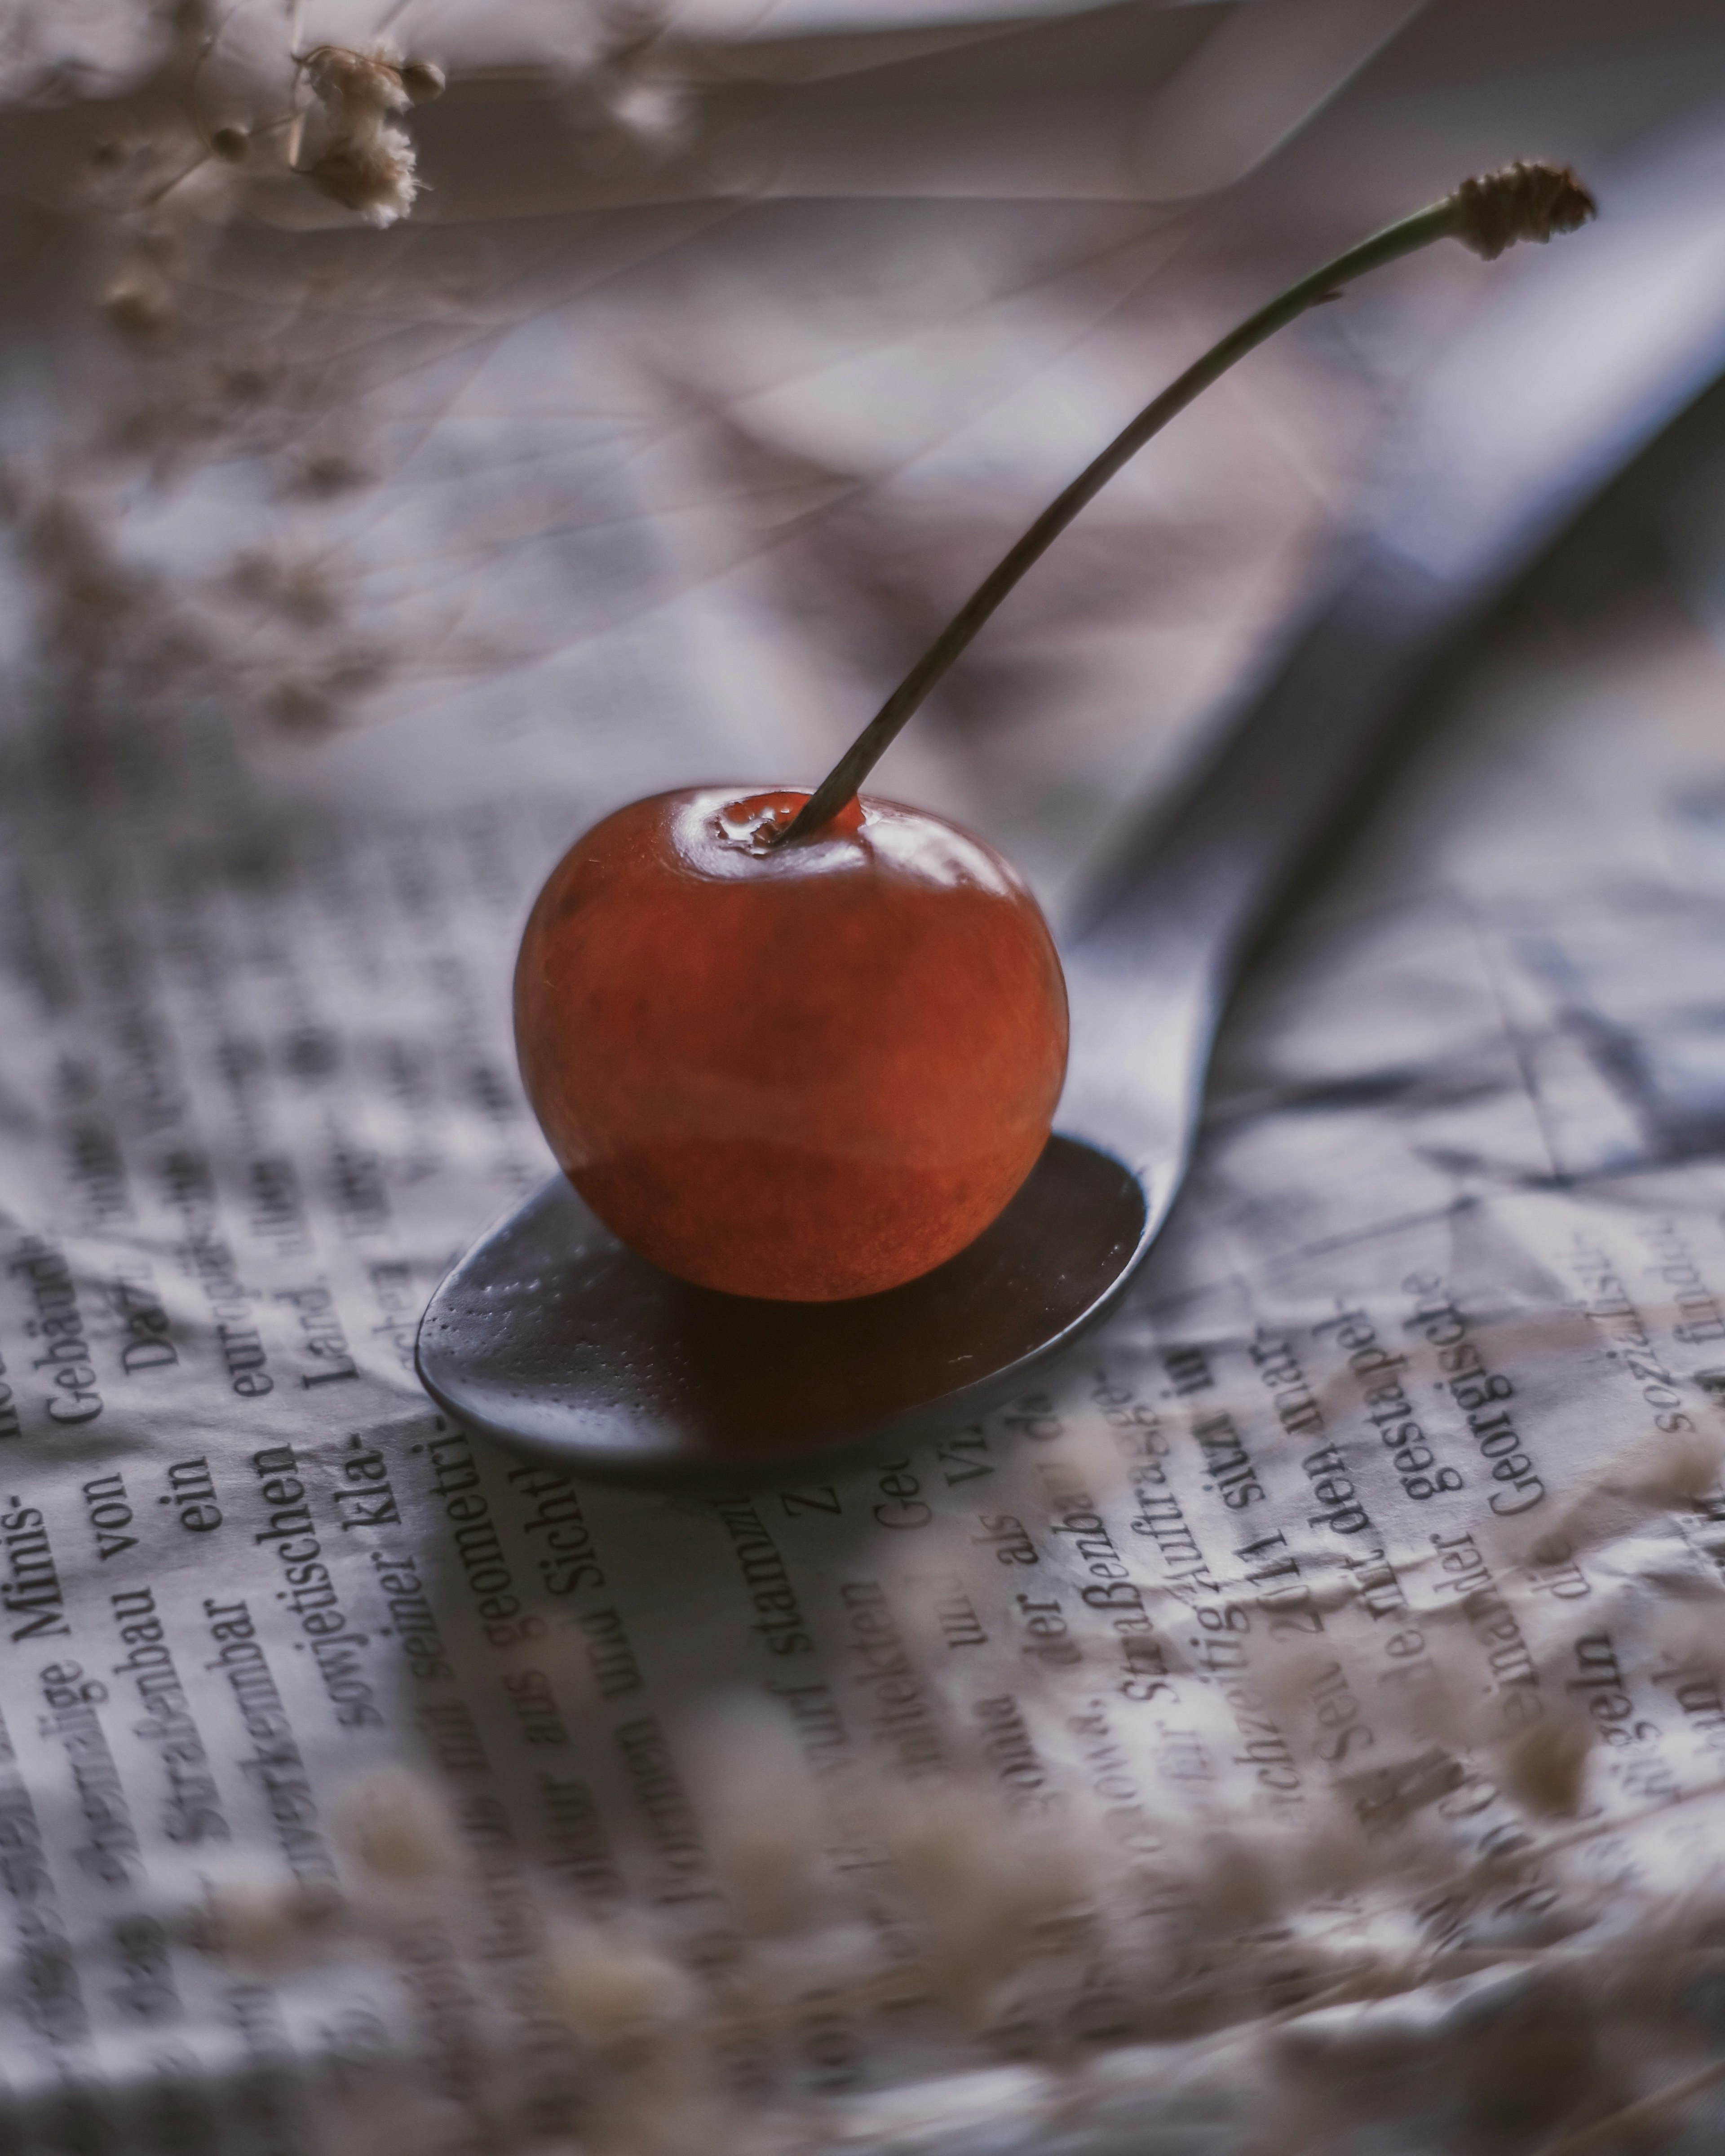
[292,41,445,228]
[777,159,1597,845]
[53,4,448,345]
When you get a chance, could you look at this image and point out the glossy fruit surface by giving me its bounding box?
[514,786,1069,1301]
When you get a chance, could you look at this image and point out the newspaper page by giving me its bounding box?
[6,126,1725,2156]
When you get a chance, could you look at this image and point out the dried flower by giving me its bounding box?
[688,1695,827,1936]
[866,1776,1099,2025]
[230,552,337,628]
[542,1917,697,2056]
[103,267,177,340]
[1627,1426,1723,1503]
[342,1764,466,1886]
[82,126,244,341]
[296,43,442,229]
[297,444,367,495]
[566,1,690,159]
[1451,161,1597,261]
[399,61,446,105]
[607,79,690,152]
[197,1866,341,1960]
[267,677,336,734]
[1501,1714,1593,1819]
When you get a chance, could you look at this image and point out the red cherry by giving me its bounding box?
[514,787,1069,1301]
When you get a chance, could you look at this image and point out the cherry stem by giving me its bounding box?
[777,163,1595,846]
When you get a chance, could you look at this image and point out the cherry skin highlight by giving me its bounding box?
[513,786,1069,1301]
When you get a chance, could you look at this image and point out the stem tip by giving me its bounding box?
[1451,161,1597,261]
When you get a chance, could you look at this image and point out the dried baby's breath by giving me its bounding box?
[568,0,690,157]
[197,1865,343,1960]
[87,131,247,340]
[542,1915,699,2055]
[342,1763,468,1887]
[294,41,443,229]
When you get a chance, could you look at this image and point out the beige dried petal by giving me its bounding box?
[305,44,411,119]
[1629,1427,1724,1503]
[690,1695,826,1936]
[867,1777,1099,2023]
[268,677,335,733]
[298,43,427,227]
[199,1868,339,1960]
[303,134,419,228]
[344,1765,465,1885]
[542,1918,696,2054]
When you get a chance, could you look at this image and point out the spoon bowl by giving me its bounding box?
[418,122,1725,1484]
[415,1130,1149,1483]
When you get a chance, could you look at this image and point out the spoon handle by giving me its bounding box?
[1073,125,1725,991]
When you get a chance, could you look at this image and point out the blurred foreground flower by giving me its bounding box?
[58,14,447,339]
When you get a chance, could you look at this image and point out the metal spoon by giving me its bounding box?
[417,120,1725,1484]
